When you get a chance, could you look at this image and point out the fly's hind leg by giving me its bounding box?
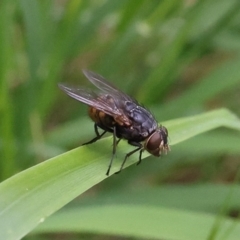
[82,123,107,145]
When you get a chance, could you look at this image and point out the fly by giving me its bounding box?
[58,70,170,175]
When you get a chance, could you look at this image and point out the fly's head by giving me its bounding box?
[144,125,169,157]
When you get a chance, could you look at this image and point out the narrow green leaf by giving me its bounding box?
[35,205,240,240]
[47,184,240,214]
[0,108,239,239]
[167,108,240,145]
[0,0,16,179]
[152,57,240,121]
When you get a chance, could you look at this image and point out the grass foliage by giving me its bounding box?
[0,0,240,239]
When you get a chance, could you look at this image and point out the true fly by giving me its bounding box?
[58,70,169,175]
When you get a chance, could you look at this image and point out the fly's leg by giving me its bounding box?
[136,149,144,165]
[115,141,142,174]
[82,123,107,145]
[116,138,121,145]
[111,138,121,147]
[106,126,118,176]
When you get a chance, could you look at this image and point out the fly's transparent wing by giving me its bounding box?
[82,70,136,103]
[59,70,141,126]
[58,84,128,119]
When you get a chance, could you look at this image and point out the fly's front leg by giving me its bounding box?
[136,148,144,165]
[115,141,143,174]
[128,141,143,166]
[82,123,107,145]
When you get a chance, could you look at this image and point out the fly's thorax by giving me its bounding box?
[144,126,169,157]
[114,115,132,126]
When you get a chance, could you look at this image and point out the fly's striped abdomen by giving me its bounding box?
[88,106,115,130]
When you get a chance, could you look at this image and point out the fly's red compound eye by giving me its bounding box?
[145,127,169,157]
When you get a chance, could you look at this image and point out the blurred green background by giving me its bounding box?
[1,0,240,239]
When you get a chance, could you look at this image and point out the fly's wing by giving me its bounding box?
[58,83,131,125]
[82,70,137,103]
[59,70,140,126]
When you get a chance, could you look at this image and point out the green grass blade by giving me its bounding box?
[0,108,240,239]
[34,184,240,239]
[0,0,17,179]
[151,58,240,120]
[35,205,240,240]
[167,108,240,145]
[175,131,240,156]
[19,0,47,79]
[38,184,240,214]
[138,0,240,104]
